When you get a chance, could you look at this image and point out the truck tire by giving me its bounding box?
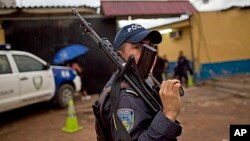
[56,84,75,108]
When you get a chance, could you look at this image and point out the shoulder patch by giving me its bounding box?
[125,88,138,97]
[117,108,134,132]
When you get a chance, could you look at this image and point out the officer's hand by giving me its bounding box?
[159,79,182,122]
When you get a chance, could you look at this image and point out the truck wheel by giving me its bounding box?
[56,84,75,108]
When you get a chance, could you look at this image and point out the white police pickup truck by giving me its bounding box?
[0,49,81,113]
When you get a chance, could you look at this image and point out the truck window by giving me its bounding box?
[0,55,12,74]
[13,55,45,72]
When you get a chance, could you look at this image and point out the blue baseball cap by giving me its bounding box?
[113,23,162,49]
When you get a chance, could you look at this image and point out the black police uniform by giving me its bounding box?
[102,74,182,141]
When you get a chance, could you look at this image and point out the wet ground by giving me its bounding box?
[0,74,249,141]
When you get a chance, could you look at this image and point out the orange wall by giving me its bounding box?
[153,20,192,62]
[191,8,250,64]
[0,28,5,44]
[153,8,250,74]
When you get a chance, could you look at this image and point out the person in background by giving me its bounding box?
[174,51,191,86]
[162,54,169,80]
[66,60,91,100]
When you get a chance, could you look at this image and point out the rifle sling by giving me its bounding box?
[110,75,132,141]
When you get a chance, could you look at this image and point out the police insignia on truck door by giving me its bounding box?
[33,76,43,90]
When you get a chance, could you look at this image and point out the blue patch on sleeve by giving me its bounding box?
[117,108,134,132]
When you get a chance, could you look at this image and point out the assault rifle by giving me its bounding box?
[72,8,184,113]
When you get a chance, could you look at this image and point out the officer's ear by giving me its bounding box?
[117,43,126,59]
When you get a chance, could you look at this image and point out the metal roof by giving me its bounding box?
[0,0,100,8]
[0,0,16,8]
[101,0,197,17]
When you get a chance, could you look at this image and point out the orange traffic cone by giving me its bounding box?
[62,99,83,133]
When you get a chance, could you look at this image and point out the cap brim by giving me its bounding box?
[127,30,162,44]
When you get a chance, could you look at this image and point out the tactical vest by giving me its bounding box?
[92,85,112,141]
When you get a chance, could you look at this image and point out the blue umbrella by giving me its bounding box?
[53,44,89,64]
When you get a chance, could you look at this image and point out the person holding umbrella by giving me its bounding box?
[66,60,91,100]
[53,44,91,100]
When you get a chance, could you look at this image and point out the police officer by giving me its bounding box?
[101,24,182,141]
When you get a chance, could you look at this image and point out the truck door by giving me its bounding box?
[12,54,55,104]
[0,54,20,112]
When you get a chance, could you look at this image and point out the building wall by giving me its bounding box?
[152,20,193,74]
[153,7,250,80]
[192,8,250,63]
[191,8,250,79]
[0,28,5,44]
